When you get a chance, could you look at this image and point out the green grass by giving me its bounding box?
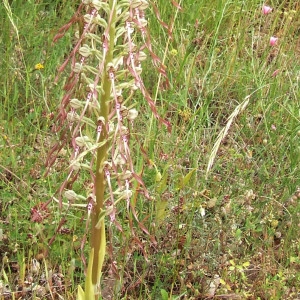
[1,0,300,299]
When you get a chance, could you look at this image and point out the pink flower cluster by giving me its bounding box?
[262,5,278,47]
[262,4,280,77]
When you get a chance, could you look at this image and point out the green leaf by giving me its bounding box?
[95,208,109,229]
[160,289,169,300]
[176,168,196,190]
[242,261,250,268]
[155,198,169,225]
[234,228,242,239]
[156,164,170,194]
[77,285,85,300]
[85,248,95,299]
[290,256,299,263]
[155,171,162,182]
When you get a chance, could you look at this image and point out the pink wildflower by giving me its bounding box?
[262,5,272,15]
[270,36,278,46]
[272,69,280,77]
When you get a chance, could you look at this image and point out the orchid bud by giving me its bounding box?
[127,108,138,121]
[134,66,143,75]
[120,126,129,136]
[139,1,149,10]
[114,154,126,166]
[67,111,79,122]
[71,161,81,171]
[108,121,115,133]
[137,51,147,61]
[125,21,134,34]
[64,190,79,202]
[106,62,114,71]
[119,189,133,199]
[119,170,132,181]
[83,14,93,24]
[30,259,40,275]
[97,116,105,125]
[137,18,148,28]
[73,63,83,73]
[75,136,92,147]
[131,0,148,10]
[91,0,102,11]
[92,15,108,28]
[70,98,83,109]
[130,42,137,52]
[112,56,124,69]
[120,106,128,118]
[103,161,112,169]
[79,44,92,57]
[131,84,139,91]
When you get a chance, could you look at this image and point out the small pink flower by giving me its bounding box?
[270,36,278,46]
[272,69,280,77]
[262,5,272,15]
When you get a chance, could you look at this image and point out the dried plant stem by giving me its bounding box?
[205,86,267,179]
[147,0,182,146]
[206,96,250,179]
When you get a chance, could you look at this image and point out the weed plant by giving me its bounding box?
[1,0,300,299]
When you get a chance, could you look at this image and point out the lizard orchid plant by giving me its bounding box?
[45,0,177,298]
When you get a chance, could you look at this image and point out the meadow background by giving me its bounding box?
[1,0,300,299]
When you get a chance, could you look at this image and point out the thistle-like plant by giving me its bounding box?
[45,0,173,298]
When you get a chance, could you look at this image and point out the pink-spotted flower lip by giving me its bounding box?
[270,36,278,46]
[262,5,272,15]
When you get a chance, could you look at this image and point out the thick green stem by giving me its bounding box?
[89,0,117,296]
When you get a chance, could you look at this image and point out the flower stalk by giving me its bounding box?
[89,0,117,294]
[45,0,172,298]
